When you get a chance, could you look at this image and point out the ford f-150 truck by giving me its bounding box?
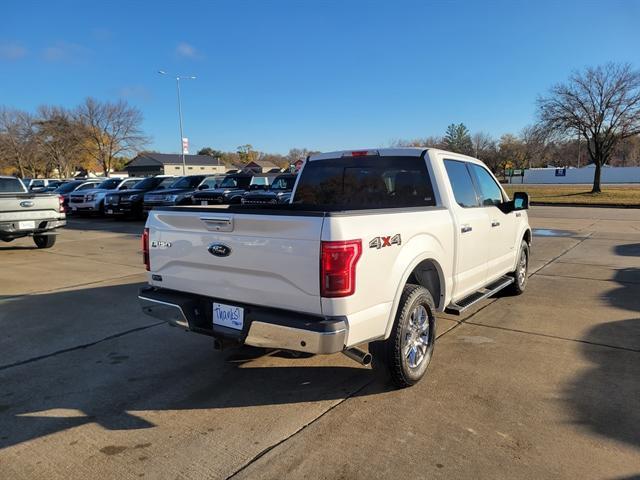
[139,148,531,387]
[0,176,66,248]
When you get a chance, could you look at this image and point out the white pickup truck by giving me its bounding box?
[0,176,66,248]
[139,148,531,387]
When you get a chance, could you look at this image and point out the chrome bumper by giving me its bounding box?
[139,295,189,328]
[138,294,347,355]
[244,321,346,354]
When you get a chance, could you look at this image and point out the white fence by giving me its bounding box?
[521,166,640,184]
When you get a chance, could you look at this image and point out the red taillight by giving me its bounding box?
[142,228,150,271]
[351,150,369,157]
[320,240,362,297]
[58,195,65,213]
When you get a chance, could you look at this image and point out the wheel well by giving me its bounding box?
[523,229,532,245]
[406,259,442,309]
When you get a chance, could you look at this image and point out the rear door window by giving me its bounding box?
[444,160,480,208]
[292,156,435,209]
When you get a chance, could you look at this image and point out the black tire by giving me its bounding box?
[34,234,56,249]
[370,284,436,388]
[507,240,529,295]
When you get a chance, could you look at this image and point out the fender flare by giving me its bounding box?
[383,254,448,340]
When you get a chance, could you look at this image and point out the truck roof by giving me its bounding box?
[308,147,483,165]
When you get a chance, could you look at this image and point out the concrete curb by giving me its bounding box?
[530,201,640,209]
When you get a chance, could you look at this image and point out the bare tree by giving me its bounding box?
[537,63,640,192]
[34,106,84,179]
[0,108,41,178]
[75,98,149,177]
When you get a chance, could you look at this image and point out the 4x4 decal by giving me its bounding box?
[369,234,402,249]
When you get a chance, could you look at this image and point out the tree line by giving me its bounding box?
[0,98,148,179]
[2,63,639,193]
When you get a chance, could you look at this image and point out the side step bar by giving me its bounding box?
[445,275,514,315]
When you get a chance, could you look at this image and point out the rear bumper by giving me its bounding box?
[0,218,65,238]
[138,287,347,354]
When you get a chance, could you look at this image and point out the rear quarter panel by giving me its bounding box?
[321,208,454,346]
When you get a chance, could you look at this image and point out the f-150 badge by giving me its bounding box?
[369,234,401,249]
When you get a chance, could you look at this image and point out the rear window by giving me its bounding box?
[292,156,435,209]
[0,178,26,193]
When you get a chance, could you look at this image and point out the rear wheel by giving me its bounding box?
[371,284,436,388]
[34,234,56,249]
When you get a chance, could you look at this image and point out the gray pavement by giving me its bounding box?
[0,208,639,479]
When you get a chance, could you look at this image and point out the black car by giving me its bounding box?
[104,176,176,219]
[191,174,254,205]
[143,175,215,213]
[241,173,297,205]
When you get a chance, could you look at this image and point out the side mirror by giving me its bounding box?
[198,184,208,190]
[119,185,128,190]
[498,191,529,214]
[513,191,529,210]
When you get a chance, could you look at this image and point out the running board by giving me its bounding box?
[445,275,514,315]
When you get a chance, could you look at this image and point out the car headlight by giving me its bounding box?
[165,194,180,202]
[124,194,139,201]
[86,194,95,201]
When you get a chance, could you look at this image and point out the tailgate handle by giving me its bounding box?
[200,216,234,232]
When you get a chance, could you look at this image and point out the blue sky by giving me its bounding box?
[1,0,639,155]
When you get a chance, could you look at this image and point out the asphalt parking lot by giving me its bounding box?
[1,207,639,479]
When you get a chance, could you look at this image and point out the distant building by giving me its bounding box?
[125,153,226,177]
[244,159,282,173]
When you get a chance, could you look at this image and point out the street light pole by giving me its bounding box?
[158,70,196,175]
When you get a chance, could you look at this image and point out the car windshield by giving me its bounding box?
[96,179,120,190]
[170,176,203,189]
[0,177,26,193]
[133,177,170,190]
[200,177,221,189]
[156,177,176,189]
[220,176,251,188]
[271,176,296,190]
[54,181,83,193]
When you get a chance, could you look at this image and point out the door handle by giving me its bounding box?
[491,221,500,227]
[461,225,473,233]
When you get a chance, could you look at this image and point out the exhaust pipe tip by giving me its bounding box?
[343,347,372,366]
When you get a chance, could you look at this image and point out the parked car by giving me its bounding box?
[0,176,66,248]
[241,173,297,205]
[105,176,176,219]
[191,173,257,205]
[142,175,212,213]
[138,148,531,387]
[68,177,141,215]
[26,178,65,192]
[54,180,102,209]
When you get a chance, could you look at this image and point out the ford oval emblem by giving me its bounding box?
[20,200,35,208]
[208,243,231,257]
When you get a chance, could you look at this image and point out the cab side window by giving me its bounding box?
[444,160,480,208]
[470,164,503,206]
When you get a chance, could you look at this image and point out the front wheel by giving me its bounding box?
[34,234,56,249]
[507,240,529,295]
[370,284,436,388]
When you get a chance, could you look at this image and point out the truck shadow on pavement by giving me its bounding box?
[64,216,145,236]
[563,266,640,450]
[0,282,389,450]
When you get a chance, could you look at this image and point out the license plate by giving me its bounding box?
[212,302,244,330]
[107,209,113,215]
[200,201,208,206]
[18,220,35,230]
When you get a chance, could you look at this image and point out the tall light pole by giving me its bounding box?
[158,70,196,175]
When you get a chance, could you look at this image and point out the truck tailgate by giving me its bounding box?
[146,209,325,315]
[0,194,61,222]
